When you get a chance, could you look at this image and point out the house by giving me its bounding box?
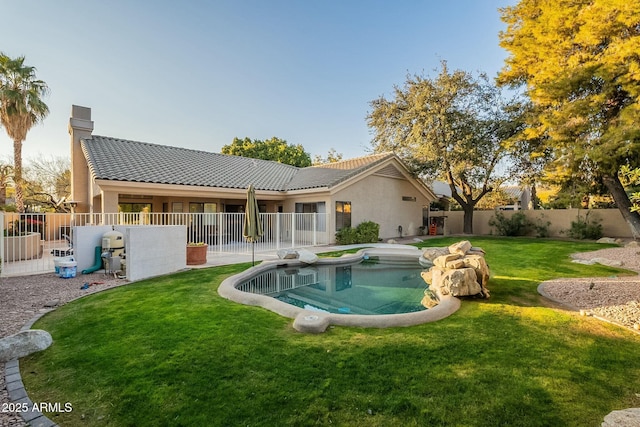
[68,105,436,242]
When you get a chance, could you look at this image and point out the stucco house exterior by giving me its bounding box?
[68,105,436,242]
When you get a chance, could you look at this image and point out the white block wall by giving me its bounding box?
[120,225,186,282]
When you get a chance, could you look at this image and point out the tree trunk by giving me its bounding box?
[13,139,24,213]
[462,205,474,234]
[603,173,640,239]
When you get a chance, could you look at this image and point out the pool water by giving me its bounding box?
[236,259,429,315]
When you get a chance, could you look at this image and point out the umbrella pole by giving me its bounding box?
[252,241,255,266]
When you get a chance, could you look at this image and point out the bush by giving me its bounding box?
[335,227,358,245]
[566,211,603,240]
[488,211,533,236]
[355,221,380,243]
[335,221,380,245]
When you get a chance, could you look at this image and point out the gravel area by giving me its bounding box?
[1,244,639,427]
[541,243,640,332]
[1,271,127,427]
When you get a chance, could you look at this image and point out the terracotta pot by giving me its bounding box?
[186,244,208,265]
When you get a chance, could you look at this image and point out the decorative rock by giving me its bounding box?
[433,253,462,268]
[418,256,434,268]
[277,249,299,259]
[421,270,433,285]
[449,240,471,256]
[445,259,466,269]
[448,240,472,256]
[625,241,639,248]
[591,257,624,267]
[421,247,450,262]
[420,240,490,299]
[387,239,397,244]
[438,268,483,297]
[421,289,440,308]
[297,249,319,264]
[44,299,60,308]
[601,407,640,427]
[461,255,490,286]
[597,237,618,244]
[0,329,53,363]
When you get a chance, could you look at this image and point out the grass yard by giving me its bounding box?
[20,237,640,426]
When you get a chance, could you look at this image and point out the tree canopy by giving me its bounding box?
[221,137,311,167]
[367,62,519,233]
[0,53,49,213]
[498,0,640,236]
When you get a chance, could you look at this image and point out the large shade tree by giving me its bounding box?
[498,0,640,237]
[0,53,49,213]
[367,62,519,233]
[221,136,312,167]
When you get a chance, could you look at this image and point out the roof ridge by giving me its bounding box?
[308,151,394,169]
[85,135,301,170]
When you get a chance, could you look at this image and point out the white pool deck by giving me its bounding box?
[216,241,461,333]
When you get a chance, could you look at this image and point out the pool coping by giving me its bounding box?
[218,246,461,333]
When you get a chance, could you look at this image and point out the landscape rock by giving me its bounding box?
[421,247,450,262]
[0,329,53,363]
[461,255,491,286]
[435,267,483,297]
[597,237,618,244]
[591,257,624,267]
[433,253,462,268]
[601,407,640,427]
[277,249,299,260]
[448,240,472,256]
[625,241,639,248]
[297,249,319,264]
[420,240,490,304]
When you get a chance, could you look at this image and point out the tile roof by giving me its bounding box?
[284,152,396,190]
[81,136,397,192]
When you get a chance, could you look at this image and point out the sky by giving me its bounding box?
[1,0,516,163]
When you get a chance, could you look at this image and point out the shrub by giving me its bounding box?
[532,215,551,238]
[488,211,533,236]
[335,227,357,245]
[566,211,603,240]
[335,221,380,245]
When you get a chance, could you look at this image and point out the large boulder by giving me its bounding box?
[461,254,491,287]
[420,240,490,300]
[0,329,53,363]
[448,240,472,256]
[433,253,462,268]
[421,247,450,262]
[435,267,483,297]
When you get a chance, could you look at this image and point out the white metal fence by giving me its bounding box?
[0,212,330,277]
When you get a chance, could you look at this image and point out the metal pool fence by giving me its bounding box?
[0,212,329,277]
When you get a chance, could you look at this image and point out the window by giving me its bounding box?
[189,203,217,213]
[295,202,326,231]
[119,203,152,213]
[335,201,351,230]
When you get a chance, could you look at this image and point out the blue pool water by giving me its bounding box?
[236,258,430,315]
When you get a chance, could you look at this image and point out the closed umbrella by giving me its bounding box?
[243,184,264,265]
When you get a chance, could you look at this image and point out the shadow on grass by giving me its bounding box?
[19,238,640,427]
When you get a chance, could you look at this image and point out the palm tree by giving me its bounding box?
[0,53,49,213]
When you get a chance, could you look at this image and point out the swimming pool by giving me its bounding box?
[236,258,427,315]
[218,246,461,333]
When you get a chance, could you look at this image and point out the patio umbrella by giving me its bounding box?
[243,184,264,265]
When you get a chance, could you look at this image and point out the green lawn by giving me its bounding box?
[21,237,640,426]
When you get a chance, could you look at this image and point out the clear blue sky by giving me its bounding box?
[1,0,515,162]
